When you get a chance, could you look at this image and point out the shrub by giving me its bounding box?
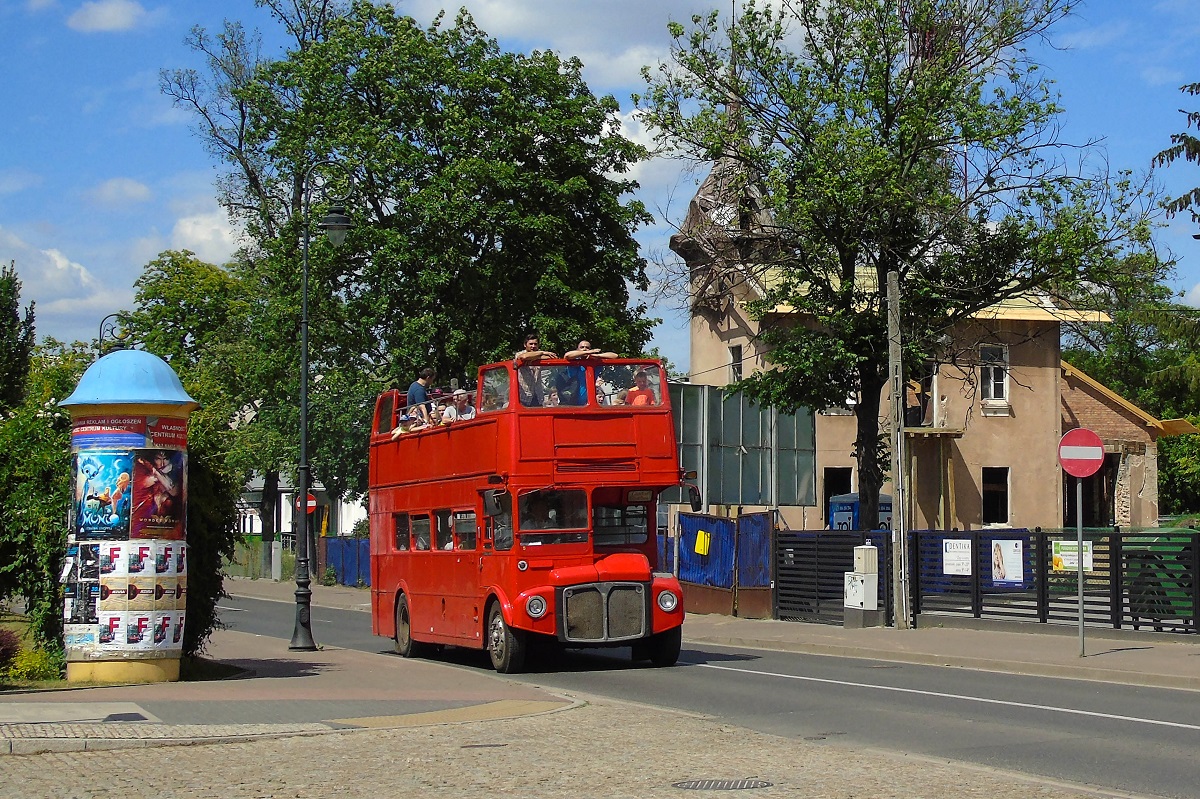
[0,628,20,673]
[350,517,370,539]
[321,565,338,586]
[6,647,63,681]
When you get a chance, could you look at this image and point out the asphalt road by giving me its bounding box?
[220,595,1200,799]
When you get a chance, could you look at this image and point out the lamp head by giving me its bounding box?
[319,205,352,247]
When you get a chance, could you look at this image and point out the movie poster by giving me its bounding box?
[74,451,133,539]
[131,449,186,540]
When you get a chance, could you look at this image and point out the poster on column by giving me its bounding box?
[74,451,133,539]
[131,449,186,539]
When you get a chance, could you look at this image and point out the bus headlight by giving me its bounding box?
[526,595,547,619]
[657,590,679,612]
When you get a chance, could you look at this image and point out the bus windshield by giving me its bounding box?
[592,502,650,546]
[517,489,588,545]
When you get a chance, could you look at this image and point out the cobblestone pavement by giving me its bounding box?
[0,698,1123,799]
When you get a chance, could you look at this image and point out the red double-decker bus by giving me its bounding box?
[368,357,694,673]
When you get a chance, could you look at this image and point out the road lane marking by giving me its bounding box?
[696,663,1200,731]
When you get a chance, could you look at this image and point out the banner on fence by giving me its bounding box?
[991,540,1024,588]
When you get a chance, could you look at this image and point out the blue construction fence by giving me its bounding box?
[323,537,370,587]
[674,512,773,590]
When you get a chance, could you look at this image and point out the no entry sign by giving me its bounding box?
[1058,428,1104,478]
[295,493,317,514]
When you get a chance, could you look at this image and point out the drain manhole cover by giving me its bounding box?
[672,779,773,790]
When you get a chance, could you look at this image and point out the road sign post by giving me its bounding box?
[1058,428,1105,658]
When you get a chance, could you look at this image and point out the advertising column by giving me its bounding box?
[59,349,197,684]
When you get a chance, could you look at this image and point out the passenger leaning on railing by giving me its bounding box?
[515,333,556,407]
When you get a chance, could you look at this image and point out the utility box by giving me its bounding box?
[843,570,881,629]
[854,544,879,574]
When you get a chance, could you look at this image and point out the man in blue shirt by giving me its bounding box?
[406,368,435,425]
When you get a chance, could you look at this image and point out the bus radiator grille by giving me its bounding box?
[562,582,647,642]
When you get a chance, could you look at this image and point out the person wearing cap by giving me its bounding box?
[441,388,477,424]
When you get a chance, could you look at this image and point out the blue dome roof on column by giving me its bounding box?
[60,349,199,409]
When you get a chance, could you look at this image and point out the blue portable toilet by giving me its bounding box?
[829,493,892,531]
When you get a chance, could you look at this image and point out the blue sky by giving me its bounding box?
[1,0,1198,374]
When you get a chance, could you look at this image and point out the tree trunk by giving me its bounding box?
[855,368,887,531]
[259,471,279,577]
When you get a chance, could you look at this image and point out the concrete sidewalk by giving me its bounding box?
[1,575,1197,756]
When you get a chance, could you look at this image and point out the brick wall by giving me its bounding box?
[1060,375,1154,446]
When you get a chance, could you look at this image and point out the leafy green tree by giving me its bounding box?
[0,261,36,412]
[1060,261,1200,514]
[639,0,1164,523]
[122,250,289,577]
[162,1,656,502]
[1153,82,1200,227]
[0,341,90,647]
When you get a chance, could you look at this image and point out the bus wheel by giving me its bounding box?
[486,602,526,674]
[395,594,431,658]
[648,627,682,667]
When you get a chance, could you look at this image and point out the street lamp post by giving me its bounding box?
[291,160,353,651]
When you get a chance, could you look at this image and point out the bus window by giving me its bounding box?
[481,367,510,413]
[593,503,649,546]
[434,509,454,550]
[375,392,396,435]
[518,489,588,545]
[596,364,664,407]
[454,510,477,550]
[545,365,588,407]
[393,513,410,551]
[486,490,513,551]
[412,515,431,551]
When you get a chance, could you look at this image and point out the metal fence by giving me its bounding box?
[911,528,1197,633]
[774,530,893,625]
[771,527,1197,633]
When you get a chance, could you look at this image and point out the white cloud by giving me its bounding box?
[169,205,240,265]
[26,0,58,11]
[1141,65,1186,88]
[1184,282,1200,307]
[66,0,146,32]
[86,177,152,205]
[0,226,131,344]
[402,1,691,92]
[0,168,43,195]
[1057,21,1129,51]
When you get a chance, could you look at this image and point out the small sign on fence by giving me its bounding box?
[1052,540,1094,571]
[942,539,972,576]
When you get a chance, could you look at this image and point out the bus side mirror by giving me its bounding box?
[687,484,702,513]
[482,489,503,517]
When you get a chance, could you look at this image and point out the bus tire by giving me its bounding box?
[394,594,431,658]
[648,626,682,667]
[486,602,526,674]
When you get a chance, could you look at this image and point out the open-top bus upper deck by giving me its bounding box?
[369,358,681,501]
